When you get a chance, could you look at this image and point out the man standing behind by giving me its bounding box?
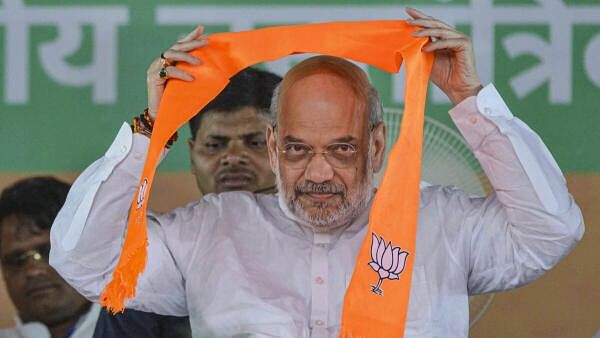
[0,177,100,338]
[186,67,280,195]
[92,67,281,338]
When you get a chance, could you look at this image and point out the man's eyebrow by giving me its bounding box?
[282,135,358,144]
[2,248,24,258]
[205,135,230,142]
[283,136,305,143]
[242,132,264,139]
[331,136,358,144]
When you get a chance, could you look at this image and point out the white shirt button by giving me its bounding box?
[120,144,128,153]
[484,107,493,115]
[315,276,324,284]
[315,320,324,326]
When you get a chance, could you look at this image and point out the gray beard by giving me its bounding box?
[275,151,374,232]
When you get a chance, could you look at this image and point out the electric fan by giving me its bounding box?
[379,107,494,328]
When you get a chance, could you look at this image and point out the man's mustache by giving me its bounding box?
[295,181,346,195]
[25,278,61,296]
[216,166,257,181]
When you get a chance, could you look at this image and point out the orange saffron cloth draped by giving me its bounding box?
[99,21,433,337]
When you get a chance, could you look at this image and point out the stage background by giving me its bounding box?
[1,0,598,336]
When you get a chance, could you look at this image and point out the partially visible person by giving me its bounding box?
[92,66,282,338]
[187,67,280,194]
[0,177,99,338]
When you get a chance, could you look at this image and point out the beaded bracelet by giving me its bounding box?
[130,108,178,148]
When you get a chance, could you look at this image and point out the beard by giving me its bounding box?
[275,147,374,231]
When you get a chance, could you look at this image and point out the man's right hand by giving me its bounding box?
[146,25,208,120]
[406,8,483,105]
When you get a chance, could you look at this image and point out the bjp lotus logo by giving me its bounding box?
[368,233,410,296]
[136,178,148,209]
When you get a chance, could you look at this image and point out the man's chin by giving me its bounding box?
[22,297,67,323]
[292,196,350,228]
[217,182,256,193]
[298,193,341,207]
[22,293,88,326]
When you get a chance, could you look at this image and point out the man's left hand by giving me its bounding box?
[406,7,483,105]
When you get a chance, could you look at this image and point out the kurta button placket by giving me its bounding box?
[310,232,330,336]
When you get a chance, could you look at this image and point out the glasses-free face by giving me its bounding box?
[189,107,276,194]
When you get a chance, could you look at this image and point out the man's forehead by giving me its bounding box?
[281,72,367,108]
[278,73,367,127]
[196,107,268,137]
[0,215,48,254]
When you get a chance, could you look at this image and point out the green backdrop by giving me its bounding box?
[1,0,599,172]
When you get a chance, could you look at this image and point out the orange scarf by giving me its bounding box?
[100,21,433,337]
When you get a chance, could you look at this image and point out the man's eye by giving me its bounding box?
[285,143,310,154]
[246,137,266,150]
[2,253,25,268]
[204,142,225,151]
[329,143,356,155]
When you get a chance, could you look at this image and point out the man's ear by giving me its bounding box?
[371,122,386,173]
[266,125,278,173]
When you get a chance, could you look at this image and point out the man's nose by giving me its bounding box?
[23,259,50,278]
[304,154,334,183]
[220,142,249,166]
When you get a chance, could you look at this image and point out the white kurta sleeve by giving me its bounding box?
[446,84,584,294]
[49,123,190,316]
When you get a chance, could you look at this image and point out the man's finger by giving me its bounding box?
[407,18,455,30]
[412,28,464,40]
[170,38,208,53]
[178,24,205,43]
[405,7,431,20]
[149,65,194,83]
[159,66,194,82]
[422,37,470,53]
[162,49,203,65]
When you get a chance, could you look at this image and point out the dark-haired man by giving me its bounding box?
[187,67,280,194]
[92,67,282,337]
[0,177,99,338]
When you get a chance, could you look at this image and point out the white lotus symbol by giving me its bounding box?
[368,233,409,296]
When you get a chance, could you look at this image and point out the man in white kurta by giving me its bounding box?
[49,12,583,338]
